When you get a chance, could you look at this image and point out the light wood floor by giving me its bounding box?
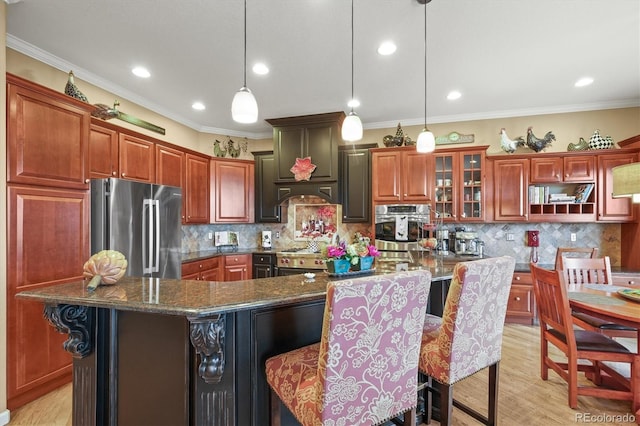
[7,324,637,425]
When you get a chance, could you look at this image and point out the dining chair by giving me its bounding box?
[418,256,516,426]
[554,247,598,271]
[265,270,432,426]
[560,256,636,337]
[530,263,638,409]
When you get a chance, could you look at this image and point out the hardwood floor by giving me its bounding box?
[7,324,636,425]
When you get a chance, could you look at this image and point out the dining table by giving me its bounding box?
[567,283,640,422]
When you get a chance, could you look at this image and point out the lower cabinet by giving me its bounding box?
[181,257,221,281]
[224,254,252,281]
[252,253,277,278]
[506,272,535,324]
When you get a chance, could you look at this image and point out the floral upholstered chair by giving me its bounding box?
[265,270,432,425]
[418,256,516,426]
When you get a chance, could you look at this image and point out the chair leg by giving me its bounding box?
[440,383,453,426]
[488,362,499,426]
[425,376,432,424]
[540,336,548,380]
[568,356,578,409]
[403,407,417,426]
[270,388,281,426]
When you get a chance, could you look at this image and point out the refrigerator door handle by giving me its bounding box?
[153,199,160,274]
[143,199,154,275]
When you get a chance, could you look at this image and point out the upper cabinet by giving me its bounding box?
[211,158,255,223]
[530,156,595,183]
[339,145,374,223]
[156,144,185,188]
[88,122,119,179]
[492,158,529,222]
[597,152,637,222]
[118,133,156,183]
[371,147,431,203]
[253,151,284,223]
[267,112,344,184]
[432,148,487,222]
[184,153,210,224]
[7,73,92,189]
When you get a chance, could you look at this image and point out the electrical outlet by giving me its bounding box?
[275,231,280,239]
[570,233,577,242]
[506,233,514,241]
[208,232,213,240]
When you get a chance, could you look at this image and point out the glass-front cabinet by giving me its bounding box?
[432,147,487,222]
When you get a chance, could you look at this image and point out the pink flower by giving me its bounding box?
[289,157,317,181]
[327,245,346,259]
[367,245,380,257]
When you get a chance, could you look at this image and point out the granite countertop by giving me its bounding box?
[15,267,453,318]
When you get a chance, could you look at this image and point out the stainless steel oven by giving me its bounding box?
[374,204,431,250]
[276,249,326,276]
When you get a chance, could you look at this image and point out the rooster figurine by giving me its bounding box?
[213,139,227,157]
[526,127,555,152]
[499,128,525,154]
[227,139,241,158]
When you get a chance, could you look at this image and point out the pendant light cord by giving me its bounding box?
[423,0,427,128]
[243,0,247,87]
[350,0,355,112]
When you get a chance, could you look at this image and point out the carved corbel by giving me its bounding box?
[189,315,225,384]
[43,304,93,358]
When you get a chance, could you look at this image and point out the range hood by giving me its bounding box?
[266,112,345,204]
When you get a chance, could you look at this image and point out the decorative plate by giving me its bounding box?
[325,268,376,278]
[617,288,640,303]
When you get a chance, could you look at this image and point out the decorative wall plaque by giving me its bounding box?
[435,131,475,145]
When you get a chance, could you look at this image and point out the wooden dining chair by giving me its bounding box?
[418,256,516,426]
[554,247,598,271]
[561,256,636,337]
[530,263,638,409]
[265,270,432,426]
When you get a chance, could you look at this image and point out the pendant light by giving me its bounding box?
[416,0,435,153]
[341,0,363,142]
[232,0,258,124]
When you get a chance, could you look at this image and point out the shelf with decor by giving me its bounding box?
[528,182,596,221]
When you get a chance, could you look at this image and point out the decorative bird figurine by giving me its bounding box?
[526,127,555,152]
[64,70,88,102]
[499,128,525,154]
[213,139,227,157]
[567,137,589,151]
[227,139,241,158]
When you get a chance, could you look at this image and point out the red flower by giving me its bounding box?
[290,157,317,181]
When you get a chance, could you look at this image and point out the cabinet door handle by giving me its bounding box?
[112,171,117,176]
[515,276,521,281]
[85,179,90,183]
[121,173,126,177]
[515,296,521,301]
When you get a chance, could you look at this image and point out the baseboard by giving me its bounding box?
[0,409,10,426]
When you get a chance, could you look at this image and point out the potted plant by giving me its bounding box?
[322,233,379,274]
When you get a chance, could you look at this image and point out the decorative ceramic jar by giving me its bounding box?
[588,129,614,150]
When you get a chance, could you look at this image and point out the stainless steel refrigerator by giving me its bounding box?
[91,178,183,279]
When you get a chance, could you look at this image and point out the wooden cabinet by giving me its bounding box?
[266,112,344,184]
[252,151,283,223]
[184,153,210,224]
[224,254,252,281]
[505,272,535,324]
[597,153,636,222]
[88,122,119,179]
[530,155,595,183]
[611,272,640,287]
[432,148,487,222]
[7,185,90,408]
[252,253,276,278]
[211,159,255,223]
[156,143,184,188]
[181,256,221,281]
[371,147,431,203]
[118,132,156,183]
[492,158,529,222]
[339,145,373,223]
[7,73,92,190]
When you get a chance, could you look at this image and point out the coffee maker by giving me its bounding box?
[453,230,478,255]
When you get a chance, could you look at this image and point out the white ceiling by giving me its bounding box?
[6,0,640,139]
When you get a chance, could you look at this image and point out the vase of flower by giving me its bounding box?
[359,255,375,271]
[326,259,351,274]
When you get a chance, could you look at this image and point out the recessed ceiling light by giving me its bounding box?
[252,63,269,75]
[347,98,360,108]
[132,66,150,78]
[575,77,594,87]
[377,41,397,56]
[192,102,206,111]
[447,91,462,100]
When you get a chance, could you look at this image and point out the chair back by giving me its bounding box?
[561,256,612,285]
[432,256,515,384]
[530,264,576,349]
[316,270,431,424]
[554,247,598,270]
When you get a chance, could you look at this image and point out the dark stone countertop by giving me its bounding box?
[15,267,453,319]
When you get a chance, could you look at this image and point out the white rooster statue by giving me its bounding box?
[499,128,525,154]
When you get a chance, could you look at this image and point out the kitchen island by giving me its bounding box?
[16,261,455,426]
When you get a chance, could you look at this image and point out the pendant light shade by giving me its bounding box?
[232,0,258,124]
[342,111,363,142]
[341,0,363,142]
[416,0,435,153]
[232,87,258,124]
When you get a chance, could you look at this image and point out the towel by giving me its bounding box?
[395,215,408,241]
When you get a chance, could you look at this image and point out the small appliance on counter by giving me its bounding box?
[214,231,239,252]
[261,230,272,250]
[452,229,480,255]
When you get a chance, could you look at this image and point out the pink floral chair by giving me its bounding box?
[265,270,432,425]
[419,256,516,426]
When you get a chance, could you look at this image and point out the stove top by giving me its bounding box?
[276,248,326,269]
